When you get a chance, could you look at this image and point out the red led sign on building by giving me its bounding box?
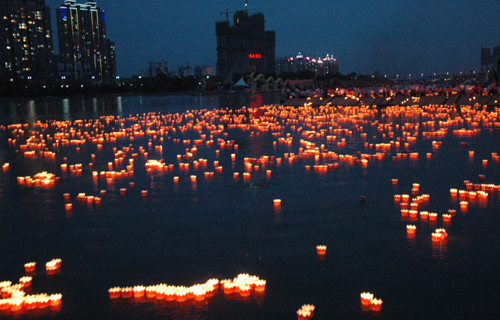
[249,53,261,59]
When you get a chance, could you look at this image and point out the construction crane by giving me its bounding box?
[220,1,253,21]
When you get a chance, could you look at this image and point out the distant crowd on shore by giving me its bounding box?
[283,83,498,100]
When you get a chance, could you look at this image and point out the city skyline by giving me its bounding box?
[43,0,500,78]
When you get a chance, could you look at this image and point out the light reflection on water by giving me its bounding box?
[0,94,500,319]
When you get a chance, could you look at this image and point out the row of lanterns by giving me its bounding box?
[0,262,62,315]
[109,274,266,303]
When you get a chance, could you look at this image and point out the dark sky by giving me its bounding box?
[45,0,500,77]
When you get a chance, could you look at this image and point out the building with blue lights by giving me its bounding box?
[56,0,115,83]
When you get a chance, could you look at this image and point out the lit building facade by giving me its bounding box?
[216,9,275,81]
[276,53,339,76]
[0,0,54,81]
[56,0,116,83]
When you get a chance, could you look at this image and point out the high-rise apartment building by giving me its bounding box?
[0,0,54,81]
[56,0,116,83]
[216,8,275,81]
[276,53,339,76]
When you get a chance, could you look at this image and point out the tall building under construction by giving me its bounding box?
[216,7,275,81]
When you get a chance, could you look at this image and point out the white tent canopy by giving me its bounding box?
[232,76,248,88]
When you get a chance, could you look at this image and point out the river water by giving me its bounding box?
[0,93,500,319]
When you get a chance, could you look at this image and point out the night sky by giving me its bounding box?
[45,0,500,78]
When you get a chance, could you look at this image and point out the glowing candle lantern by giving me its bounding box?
[394,194,401,203]
[64,202,73,211]
[49,293,62,306]
[450,188,458,197]
[141,190,148,197]
[420,211,429,220]
[2,163,9,172]
[129,182,134,189]
[273,199,281,207]
[120,188,126,196]
[190,175,197,182]
[194,288,206,301]
[431,233,442,242]
[10,298,23,312]
[402,194,410,202]
[24,262,36,273]
[360,292,374,305]
[406,225,416,234]
[297,308,312,320]
[121,287,133,298]
[391,179,398,186]
[239,284,251,296]
[483,159,488,167]
[460,201,468,211]
[133,286,145,298]
[316,245,327,255]
[254,279,266,292]
[468,191,477,201]
[38,296,50,309]
[442,214,451,223]
[145,286,156,299]
[370,298,383,311]
[435,228,448,239]
[429,212,438,221]
[100,190,106,197]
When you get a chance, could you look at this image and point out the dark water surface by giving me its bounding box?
[0,94,500,319]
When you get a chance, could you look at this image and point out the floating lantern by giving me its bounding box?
[254,280,266,292]
[133,286,145,298]
[24,262,36,273]
[121,287,133,298]
[19,276,32,287]
[435,228,448,239]
[2,163,9,172]
[273,199,281,207]
[141,190,148,197]
[460,201,468,211]
[406,225,416,234]
[370,298,383,311]
[360,292,373,305]
[391,179,398,186]
[316,245,327,255]
[49,293,62,306]
[450,188,458,197]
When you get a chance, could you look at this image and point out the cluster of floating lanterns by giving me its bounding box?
[2,100,500,318]
[0,262,62,315]
[109,274,265,305]
[16,172,58,187]
[45,259,62,275]
[360,292,383,315]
